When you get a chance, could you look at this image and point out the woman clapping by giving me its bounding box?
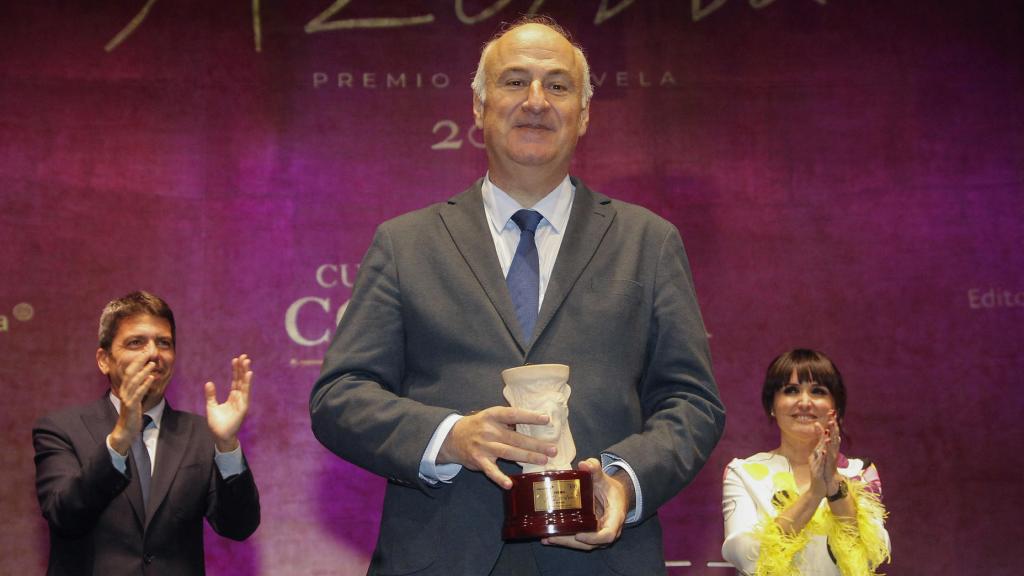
[721,349,890,575]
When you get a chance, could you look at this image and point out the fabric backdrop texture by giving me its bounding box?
[1,1,1021,574]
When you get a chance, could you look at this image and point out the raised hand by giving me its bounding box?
[437,406,557,489]
[108,355,158,455]
[543,458,632,550]
[807,422,830,499]
[205,354,253,452]
[823,409,842,494]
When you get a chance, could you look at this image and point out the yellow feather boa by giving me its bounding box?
[752,480,890,576]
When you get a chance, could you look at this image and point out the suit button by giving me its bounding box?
[144,554,155,564]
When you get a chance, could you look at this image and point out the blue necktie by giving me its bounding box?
[131,415,154,509]
[507,210,543,341]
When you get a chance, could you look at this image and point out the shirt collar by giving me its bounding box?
[108,391,166,429]
[482,174,574,234]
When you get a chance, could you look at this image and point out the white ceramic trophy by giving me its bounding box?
[500,364,597,540]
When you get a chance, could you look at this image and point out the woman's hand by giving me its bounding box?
[780,423,837,534]
[807,424,829,499]
[822,410,842,495]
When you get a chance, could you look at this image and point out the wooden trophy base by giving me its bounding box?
[502,470,597,540]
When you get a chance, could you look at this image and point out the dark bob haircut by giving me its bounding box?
[761,349,847,433]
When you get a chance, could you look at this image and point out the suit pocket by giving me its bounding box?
[590,277,644,303]
[554,277,646,367]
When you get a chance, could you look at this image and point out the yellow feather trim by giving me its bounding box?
[824,480,891,575]
[751,514,811,576]
[752,488,821,576]
[752,481,890,576]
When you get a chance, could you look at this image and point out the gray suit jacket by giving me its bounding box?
[33,396,260,575]
[310,178,725,575]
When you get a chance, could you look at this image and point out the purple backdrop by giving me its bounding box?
[2,1,1022,574]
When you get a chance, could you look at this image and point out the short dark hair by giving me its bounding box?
[97,291,175,352]
[761,349,847,433]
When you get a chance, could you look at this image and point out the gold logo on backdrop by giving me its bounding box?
[103,1,829,54]
[1,302,34,334]
[13,302,34,322]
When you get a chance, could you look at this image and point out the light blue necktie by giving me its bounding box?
[507,210,543,341]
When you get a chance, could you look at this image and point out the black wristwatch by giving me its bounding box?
[827,481,848,502]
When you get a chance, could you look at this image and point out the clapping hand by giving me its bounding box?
[108,355,158,455]
[810,409,842,498]
[822,409,841,494]
[205,354,253,452]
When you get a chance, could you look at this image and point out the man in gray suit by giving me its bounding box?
[310,16,725,576]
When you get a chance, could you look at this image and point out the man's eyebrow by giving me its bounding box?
[544,70,573,79]
[120,332,162,340]
[497,66,573,76]
[497,66,573,77]
[497,66,529,76]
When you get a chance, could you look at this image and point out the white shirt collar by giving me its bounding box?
[481,174,574,234]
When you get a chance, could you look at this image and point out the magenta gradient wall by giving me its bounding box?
[2,2,1021,574]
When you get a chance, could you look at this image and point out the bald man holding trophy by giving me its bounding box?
[310,17,725,575]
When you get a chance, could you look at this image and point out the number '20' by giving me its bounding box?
[431,120,485,150]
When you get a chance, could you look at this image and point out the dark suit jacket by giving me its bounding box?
[310,178,725,575]
[33,395,260,575]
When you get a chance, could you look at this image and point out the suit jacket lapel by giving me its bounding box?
[81,395,147,529]
[440,180,528,350]
[146,404,193,526]
[532,179,615,352]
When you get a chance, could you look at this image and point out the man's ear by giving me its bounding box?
[473,94,485,130]
[96,348,111,376]
[577,104,590,137]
